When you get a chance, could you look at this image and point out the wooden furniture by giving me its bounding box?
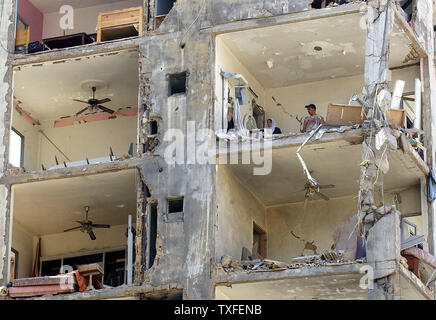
[42,33,94,50]
[77,263,104,291]
[15,27,31,53]
[97,7,143,42]
[326,103,406,127]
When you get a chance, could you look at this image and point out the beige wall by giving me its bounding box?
[215,36,420,133]
[11,221,34,278]
[264,67,420,133]
[216,164,422,263]
[215,166,266,262]
[11,223,128,274]
[266,195,357,262]
[215,36,266,130]
[40,224,128,258]
[42,0,142,39]
[11,112,136,171]
[38,116,136,169]
[266,186,422,262]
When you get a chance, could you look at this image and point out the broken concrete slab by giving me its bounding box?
[367,210,401,280]
[332,214,359,260]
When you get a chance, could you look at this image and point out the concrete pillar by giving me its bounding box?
[362,0,400,299]
[416,0,436,255]
[0,0,16,288]
[367,211,401,299]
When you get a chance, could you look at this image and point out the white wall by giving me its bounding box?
[42,0,142,39]
[215,36,266,130]
[215,166,266,262]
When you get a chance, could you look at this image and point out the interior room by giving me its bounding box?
[15,0,143,53]
[10,169,137,288]
[214,11,421,134]
[11,49,139,172]
[215,140,424,264]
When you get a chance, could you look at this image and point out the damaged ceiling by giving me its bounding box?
[13,49,139,121]
[12,169,137,235]
[218,12,418,88]
[226,138,421,206]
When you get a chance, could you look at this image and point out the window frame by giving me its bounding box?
[10,127,24,168]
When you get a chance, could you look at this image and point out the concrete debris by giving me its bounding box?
[220,255,233,268]
[321,250,341,262]
[221,251,364,274]
[220,255,243,272]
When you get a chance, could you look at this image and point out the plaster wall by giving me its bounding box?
[11,112,137,171]
[263,67,420,133]
[215,33,419,133]
[41,0,142,39]
[11,107,39,170]
[11,220,33,278]
[266,187,421,262]
[215,165,266,262]
[40,224,128,258]
[215,36,266,130]
[17,0,44,42]
[11,223,128,271]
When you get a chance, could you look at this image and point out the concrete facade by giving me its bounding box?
[0,0,435,300]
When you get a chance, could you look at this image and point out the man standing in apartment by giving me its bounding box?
[301,104,325,133]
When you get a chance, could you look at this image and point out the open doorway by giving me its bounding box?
[252,222,267,259]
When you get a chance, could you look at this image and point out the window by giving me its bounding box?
[156,0,177,16]
[148,203,158,269]
[168,72,187,96]
[168,197,184,213]
[9,128,24,168]
[149,120,158,135]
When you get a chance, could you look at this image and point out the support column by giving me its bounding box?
[0,0,16,288]
[415,0,436,255]
[361,0,401,300]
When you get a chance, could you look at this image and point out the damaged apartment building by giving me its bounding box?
[0,0,435,300]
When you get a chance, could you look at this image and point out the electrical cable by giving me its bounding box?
[179,0,206,47]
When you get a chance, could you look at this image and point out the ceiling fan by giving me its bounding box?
[73,86,115,116]
[63,206,110,240]
[299,182,335,211]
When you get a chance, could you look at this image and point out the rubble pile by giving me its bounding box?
[220,251,365,273]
